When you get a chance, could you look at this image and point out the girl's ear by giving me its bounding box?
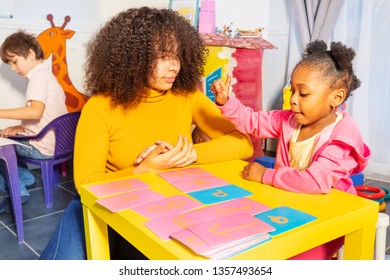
[331,88,346,108]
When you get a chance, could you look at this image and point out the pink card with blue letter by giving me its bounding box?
[88,178,149,197]
[255,206,317,236]
[96,189,165,212]
[188,185,253,204]
[132,195,203,220]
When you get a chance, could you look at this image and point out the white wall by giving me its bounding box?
[0,0,103,128]
[0,0,289,128]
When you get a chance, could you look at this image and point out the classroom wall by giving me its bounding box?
[0,0,289,128]
[0,0,102,128]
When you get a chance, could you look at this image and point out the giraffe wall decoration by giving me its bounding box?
[37,14,89,112]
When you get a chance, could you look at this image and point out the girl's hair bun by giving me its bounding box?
[296,40,361,100]
[329,41,355,71]
[302,40,327,57]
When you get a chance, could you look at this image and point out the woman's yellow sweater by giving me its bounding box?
[74,89,253,190]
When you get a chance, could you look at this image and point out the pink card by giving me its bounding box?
[145,212,195,241]
[88,178,149,197]
[132,195,203,220]
[96,189,165,212]
[170,229,211,255]
[187,213,275,247]
[158,168,213,182]
[144,198,270,240]
[205,234,271,259]
[171,228,270,258]
[170,176,230,192]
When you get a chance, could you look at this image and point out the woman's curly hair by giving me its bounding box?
[294,40,361,101]
[84,7,208,109]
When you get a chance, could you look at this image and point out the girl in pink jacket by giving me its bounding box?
[211,40,371,259]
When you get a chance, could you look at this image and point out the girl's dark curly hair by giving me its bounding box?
[84,7,208,109]
[294,40,361,101]
[0,29,44,63]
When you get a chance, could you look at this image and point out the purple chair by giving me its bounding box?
[0,144,24,243]
[10,112,81,208]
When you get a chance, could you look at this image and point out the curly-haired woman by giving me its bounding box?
[39,7,252,260]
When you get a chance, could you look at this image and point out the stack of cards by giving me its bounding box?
[171,213,274,259]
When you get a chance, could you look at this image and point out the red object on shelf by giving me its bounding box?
[232,48,264,159]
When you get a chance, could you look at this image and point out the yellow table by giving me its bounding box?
[80,160,379,260]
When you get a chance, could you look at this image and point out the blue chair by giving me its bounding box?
[0,144,24,242]
[10,112,80,208]
[254,155,276,168]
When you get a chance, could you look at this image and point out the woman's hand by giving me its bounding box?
[241,162,267,183]
[0,125,24,137]
[134,140,173,164]
[175,146,197,167]
[134,135,197,174]
[210,73,232,106]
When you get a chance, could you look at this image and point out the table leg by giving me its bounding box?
[82,205,110,260]
[343,222,376,260]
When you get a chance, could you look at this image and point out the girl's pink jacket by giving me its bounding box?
[218,96,371,195]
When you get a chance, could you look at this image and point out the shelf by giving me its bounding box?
[200,33,277,50]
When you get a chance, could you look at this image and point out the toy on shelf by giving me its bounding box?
[216,22,234,37]
[235,27,264,38]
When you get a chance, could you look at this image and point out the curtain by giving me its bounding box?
[291,0,345,50]
[286,0,345,80]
